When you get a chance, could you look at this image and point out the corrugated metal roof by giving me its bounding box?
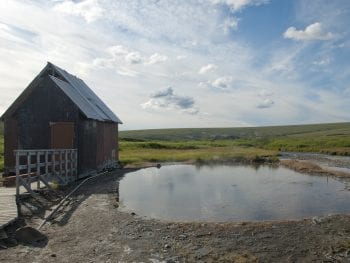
[49,63,122,124]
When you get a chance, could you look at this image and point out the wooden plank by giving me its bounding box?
[0,187,17,229]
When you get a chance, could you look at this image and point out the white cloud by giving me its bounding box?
[283,22,333,41]
[265,45,303,77]
[222,17,239,33]
[147,53,168,65]
[176,55,187,60]
[92,57,113,69]
[125,51,142,64]
[210,0,269,11]
[256,89,274,109]
[0,23,20,43]
[109,45,129,57]
[115,67,140,77]
[141,87,199,114]
[93,45,168,71]
[210,76,234,89]
[257,98,274,109]
[107,45,142,65]
[312,57,331,66]
[198,64,217,74]
[105,1,220,46]
[54,0,104,23]
[258,89,273,97]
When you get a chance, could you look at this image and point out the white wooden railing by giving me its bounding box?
[15,149,77,197]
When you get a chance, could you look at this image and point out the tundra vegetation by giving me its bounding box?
[119,122,350,166]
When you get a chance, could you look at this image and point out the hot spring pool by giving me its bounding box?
[117,164,350,222]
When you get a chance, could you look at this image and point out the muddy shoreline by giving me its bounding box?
[2,155,350,262]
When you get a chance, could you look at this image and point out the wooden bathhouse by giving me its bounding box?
[1,62,122,178]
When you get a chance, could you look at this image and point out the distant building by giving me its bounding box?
[1,62,122,176]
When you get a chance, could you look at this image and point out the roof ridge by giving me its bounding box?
[48,64,122,123]
[50,69,109,121]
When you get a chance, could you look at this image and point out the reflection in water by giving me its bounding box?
[118,164,350,222]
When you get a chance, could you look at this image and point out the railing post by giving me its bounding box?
[15,151,20,198]
[59,150,63,184]
[27,152,31,191]
[69,151,72,181]
[36,151,41,190]
[53,150,56,179]
[45,151,49,181]
[75,150,78,180]
[65,150,68,182]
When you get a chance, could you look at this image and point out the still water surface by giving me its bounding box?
[118,164,350,221]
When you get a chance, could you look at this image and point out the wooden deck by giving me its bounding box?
[0,187,17,229]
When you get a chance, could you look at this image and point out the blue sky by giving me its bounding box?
[0,0,349,130]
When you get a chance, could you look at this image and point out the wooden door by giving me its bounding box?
[50,122,74,149]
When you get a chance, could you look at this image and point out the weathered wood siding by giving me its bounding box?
[4,76,80,174]
[96,122,118,170]
[77,119,97,174]
[15,76,80,150]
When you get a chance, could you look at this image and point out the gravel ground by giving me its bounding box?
[1,164,350,262]
[280,152,350,171]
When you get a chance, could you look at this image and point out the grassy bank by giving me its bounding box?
[119,140,278,166]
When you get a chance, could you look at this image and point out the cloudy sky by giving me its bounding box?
[0,0,349,130]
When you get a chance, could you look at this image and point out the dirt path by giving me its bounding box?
[2,169,350,262]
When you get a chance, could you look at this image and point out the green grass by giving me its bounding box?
[119,122,350,165]
[119,139,278,166]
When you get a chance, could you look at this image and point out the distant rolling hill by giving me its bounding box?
[119,122,350,141]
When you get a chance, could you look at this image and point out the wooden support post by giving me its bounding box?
[72,150,76,180]
[45,151,49,181]
[36,152,41,190]
[59,150,63,183]
[65,150,68,182]
[71,150,74,180]
[67,150,71,179]
[74,150,78,180]
[53,151,56,179]
[19,177,41,201]
[27,152,31,191]
[15,151,20,197]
